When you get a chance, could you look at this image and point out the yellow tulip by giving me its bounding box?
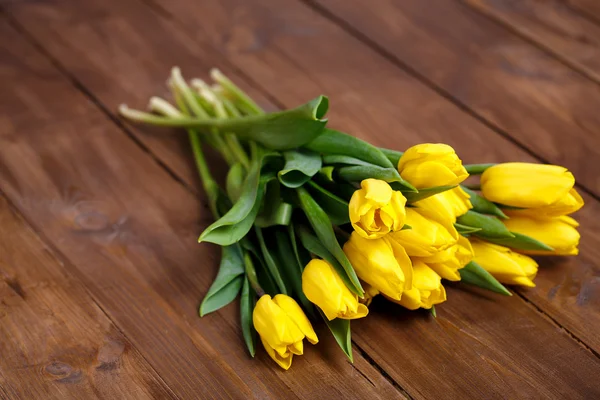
[253,294,318,370]
[471,240,538,287]
[418,235,474,281]
[388,260,446,310]
[359,282,380,307]
[343,232,413,300]
[302,259,369,321]
[503,214,580,256]
[481,163,584,217]
[397,143,468,189]
[388,208,458,258]
[349,179,407,239]
[415,186,472,222]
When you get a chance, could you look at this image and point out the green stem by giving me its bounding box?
[211,69,264,116]
[243,252,265,297]
[188,130,219,218]
[170,68,235,166]
[194,79,250,168]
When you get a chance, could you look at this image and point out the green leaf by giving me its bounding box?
[379,148,403,167]
[337,165,416,192]
[255,228,289,294]
[454,223,482,235]
[404,185,457,203]
[319,310,353,362]
[322,154,373,167]
[461,187,507,219]
[226,162,245,203]
[278,149,322,188]
[457,211,515,239]
[306,180,350,225]
[318,166,335,182]
[305,129,394,169]
[255,181,293,227]
[240,237,278,296]
[297,225,362,297]
[200,146,276,245]
[240,275,257,356]
[296,188,363,296]
[482,232,554,252]
[124,96,328,150]
[274,229,315,316]
[465,163,495,175]
[459,261,512,296]
[199,245,245,316]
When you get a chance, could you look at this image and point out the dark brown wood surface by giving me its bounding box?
[1,0,599,398]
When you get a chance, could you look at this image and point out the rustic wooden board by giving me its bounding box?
[311,0,600,197]
[4,0,600,398]
[0,18,404,400]
[0,195,176,400]
[568,0,600,22]
[464,0,600,83]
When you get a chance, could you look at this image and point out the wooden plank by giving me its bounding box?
[0,195,176,400]
[309,0,600,197]
[567,0,600,22]
[0,18,404,400]
[464,0,600,83]
[6,0,600,397]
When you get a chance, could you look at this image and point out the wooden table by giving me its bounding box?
[1,0,600,398]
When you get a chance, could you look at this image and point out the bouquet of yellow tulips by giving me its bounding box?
[120,68,584,370]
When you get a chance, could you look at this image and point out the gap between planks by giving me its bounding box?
[459,0,600,93]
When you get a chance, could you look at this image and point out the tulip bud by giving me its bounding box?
[414,186,473,222]
[471,240,538,287]
[481,163,584,217]
[349,179,407,239]
[389,208,458,258]
[503,214,580,256]
[418,235,474,281]
[387,260,446,310]
[253,294,318,370]
[302,259,369,321]
[397,143,468,189]
[343,232,413,300]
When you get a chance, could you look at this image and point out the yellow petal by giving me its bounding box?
[261,337,293,370]
[273,294,319,345]
[503,215,580,256]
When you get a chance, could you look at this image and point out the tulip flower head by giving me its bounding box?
[471,240,538,287]
[388,260,447,310]
[397,143,469,189]
[415,186,472,222]
[503,214,580,256]
[253,294,318,370]
[343,232,413,300]
[349,179,407,239]
[302,259,369,321]
[419,235,474,281]
[481,163,584,217]
[389,208,458,258]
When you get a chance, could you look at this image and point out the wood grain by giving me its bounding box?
[567,0,600,22]
[310,0,600,196]
[0,17,404,400]
[0,195,176,400]
[465,0,600,83]
[5,0,600,397]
